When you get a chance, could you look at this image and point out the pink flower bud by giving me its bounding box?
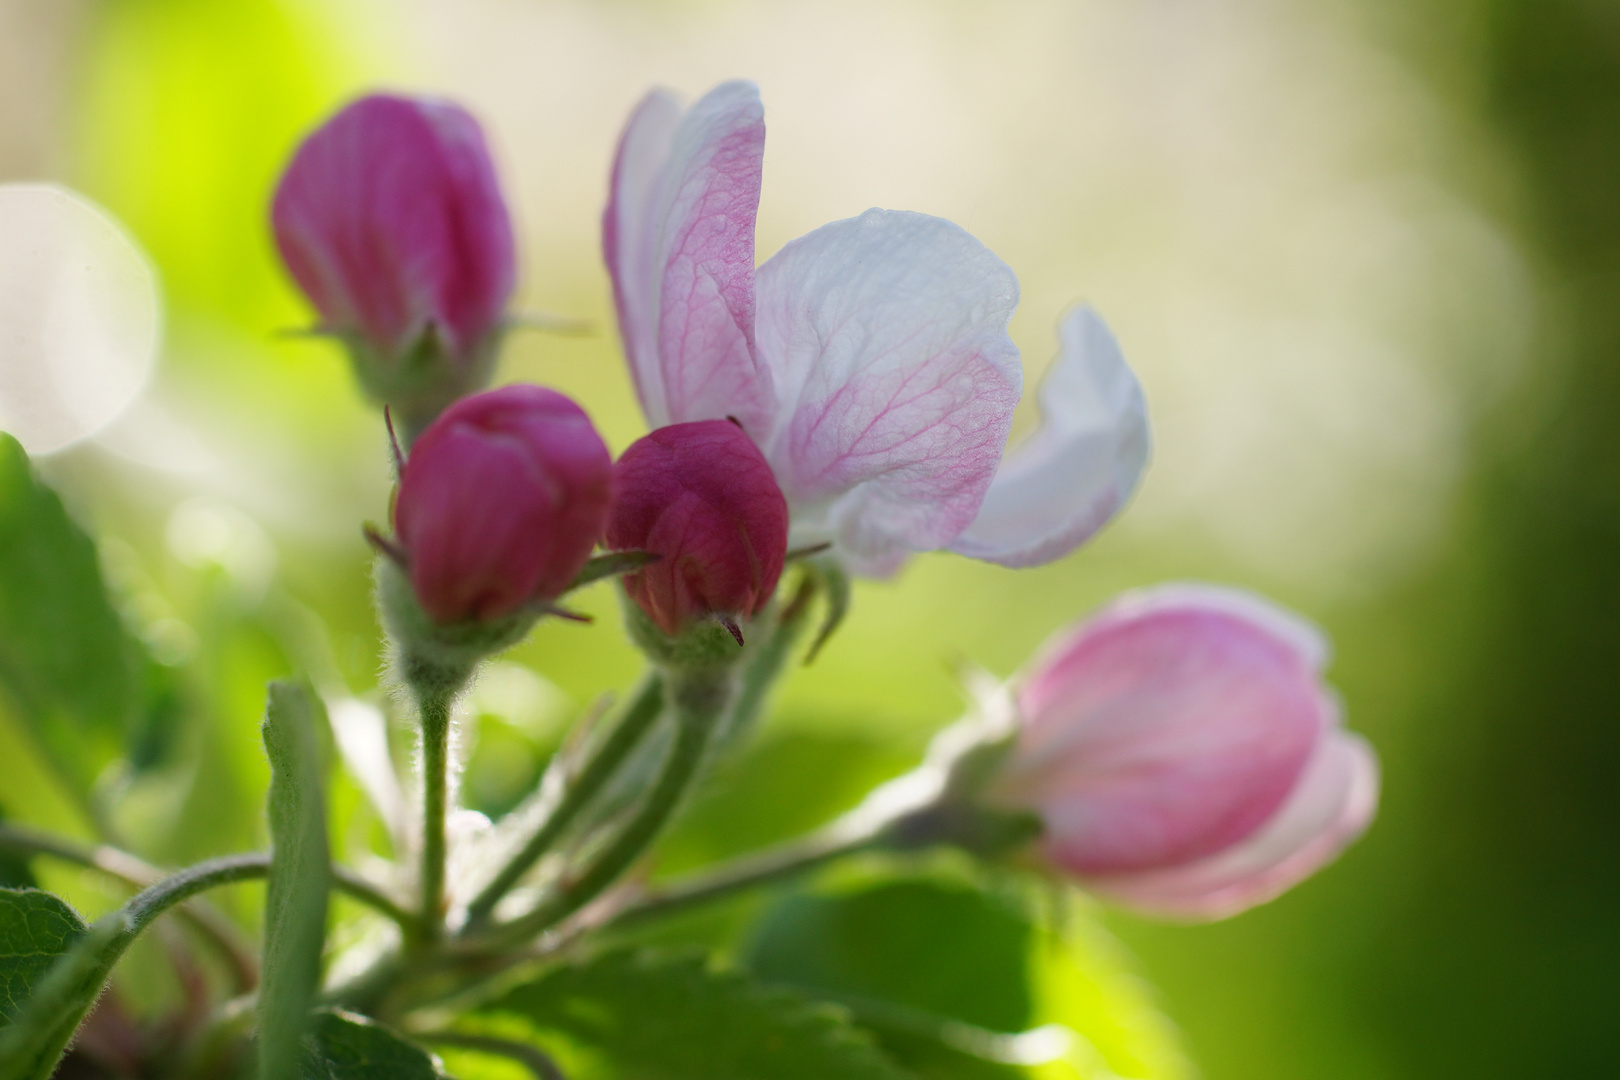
[605,420,789,637]
[393,385,612,624]
[989,584,1378,920]
[272,94,516,406]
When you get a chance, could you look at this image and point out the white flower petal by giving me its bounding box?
[603,81,772,434]
[951,306,1148,568]
[755,208,1022,574]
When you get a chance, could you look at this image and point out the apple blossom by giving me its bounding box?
[393,385,613,625]
[987,584,1378,919]
[604,80,1149,575]
[273,93,516,428]
[606,420,789,639]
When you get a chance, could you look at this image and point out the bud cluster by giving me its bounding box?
[268,86,1377,928]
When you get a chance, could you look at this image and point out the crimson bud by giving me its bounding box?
[272,93,516,430]
[606,420,788,640]
[393,385,612,625]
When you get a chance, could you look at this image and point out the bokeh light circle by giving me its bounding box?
[0,183,160,455]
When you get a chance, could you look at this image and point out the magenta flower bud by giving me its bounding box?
[393,385,612,625]
[606,420,789,638]
[272,93,516,425]
[988,585,1378,920]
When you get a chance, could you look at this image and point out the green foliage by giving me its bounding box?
[748,878,1034,1034]
[479,948,916,1080]
[306,1009,448,1079]
[261,681,332,1080]
[0,906,130,1080]
[0,888,86,1027]
[744,875,1191,1080]
[0,433,153,798]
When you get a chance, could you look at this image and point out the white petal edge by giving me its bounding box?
[1062,581,1333,672]
[604,81,770,434]
[950,305,1148,568]
[604,88,683,426]
[1085,729,1379,921]
[754,208,1023,575]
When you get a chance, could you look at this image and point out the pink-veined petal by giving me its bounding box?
[1084,730,1379,920]
[754,208,1022,574]
[1002,585,1332,877]
[951,306,1149,568]
[603,81,771,433]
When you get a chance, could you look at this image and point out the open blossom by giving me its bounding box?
[393,385,613,624]
[273,93,516,420]
[987,584,1378,920]
[606,420,789,637]
[604,80,1149,575]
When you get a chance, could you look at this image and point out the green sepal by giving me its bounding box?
[376,559,536,700]
[567,550,660,593]
[804,555,851,663]
[620,592,751,677]
[345,321,501,443]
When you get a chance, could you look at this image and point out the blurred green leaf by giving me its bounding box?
[261,681,331,1080]
[743,876,1191,1080]
[744,878,1031,1080]
[307,1008,448,1079]
[0,434,149,799]
[0,888,86,1027]
[0,905,130,1080]
[0,814,37,890]
[479,948,916,1080]
[747,879,1034,1033]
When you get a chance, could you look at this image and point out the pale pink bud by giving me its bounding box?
[272,94,516,409]
[605,420,788,637]
[393,385,612,624]
[990,584,1378,920]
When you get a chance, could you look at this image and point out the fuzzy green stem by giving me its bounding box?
[462,674,665,929]
[716,580,814,751]
[604,824,881,931]
[417,689,454,946]
[0,824,417,944]
[479,669,731,948]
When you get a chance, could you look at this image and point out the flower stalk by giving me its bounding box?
[461,672,666,928]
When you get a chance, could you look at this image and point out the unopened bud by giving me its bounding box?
[984,585,1378,920]
[606,420,788,648]
[392,385,612,626]
[272,93,516,431]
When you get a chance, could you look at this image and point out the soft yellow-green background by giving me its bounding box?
[3,0,1616,1077]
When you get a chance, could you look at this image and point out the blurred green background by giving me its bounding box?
[2,0,1617,1076]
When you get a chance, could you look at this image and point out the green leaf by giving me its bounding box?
[305,1008,448,1079]
[0,888,86,1027]
[479,948,915,1080]
[261,681,332,1080]
[745,879,1032,1079]
[0,906,131,1080]
[744,876,1192,1080]
[0,854,268,1080]
[748,879,1033,1034]
[0,433,148,794]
